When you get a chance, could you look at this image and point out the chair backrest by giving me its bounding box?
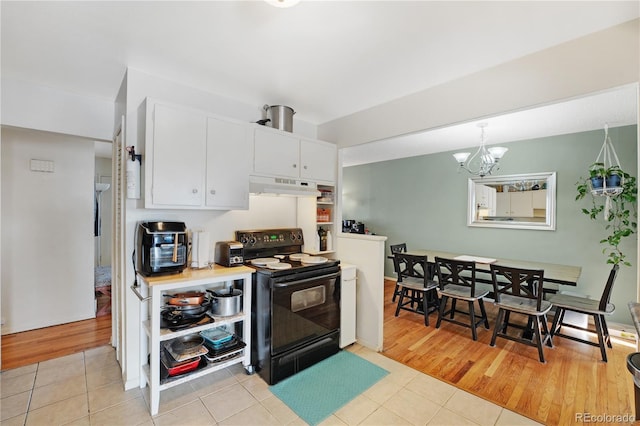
[599,264,620,311]
[490,264,545,310]
[390,243,408,276]
[434,257,477,295]
[393,253,428,284]
[390,243,407,255]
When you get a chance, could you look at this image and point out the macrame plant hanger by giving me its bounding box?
[592,124,624,218]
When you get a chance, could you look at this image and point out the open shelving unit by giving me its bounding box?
[133,265,254,415]
[297,184,336,254]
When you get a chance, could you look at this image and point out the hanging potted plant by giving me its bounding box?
[605,165,623,188]
[575,126,637,266]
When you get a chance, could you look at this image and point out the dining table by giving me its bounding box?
[396,249,582,293]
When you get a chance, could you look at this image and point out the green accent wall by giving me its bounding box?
[342,125,637,325]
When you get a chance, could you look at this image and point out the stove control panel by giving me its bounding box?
[235,228,304,249]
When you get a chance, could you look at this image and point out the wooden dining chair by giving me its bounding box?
[390,243,408,302]
[490,264,552,363]
[434,257,490,340]
[548,264,619,362]
[393,253,439,326]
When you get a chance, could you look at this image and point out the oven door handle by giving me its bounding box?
[272,271,340,288]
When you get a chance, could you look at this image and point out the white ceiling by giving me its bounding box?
[2,1,639,163]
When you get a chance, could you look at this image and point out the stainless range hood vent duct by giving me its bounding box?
[249,175,320,197]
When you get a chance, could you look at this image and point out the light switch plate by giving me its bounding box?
[30,159,55,173]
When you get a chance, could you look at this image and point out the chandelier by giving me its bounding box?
[452,123,508,178]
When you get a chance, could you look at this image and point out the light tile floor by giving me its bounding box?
[1,343,542,426]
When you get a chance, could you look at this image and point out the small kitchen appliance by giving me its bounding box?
[135,221,188,276]
[235,227,341,385]
[342,220,365,234]
[214,241,244,267]
[190,230,211,269]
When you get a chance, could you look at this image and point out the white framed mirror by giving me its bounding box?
[468,172,556,230]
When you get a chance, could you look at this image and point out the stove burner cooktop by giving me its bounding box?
[236,228,339,276]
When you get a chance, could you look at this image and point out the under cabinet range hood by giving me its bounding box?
[249,175,320,197]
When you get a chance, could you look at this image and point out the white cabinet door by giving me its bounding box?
[496,192,510,216]
[532,189,547,209]
[253,127,299,177]
[150,102,206,207]
[205,116,250,210]
[300,138,337,182]
[340,264,357,348]
[487,187,496,216]
[510,191,533,217]
[475,184,492,208]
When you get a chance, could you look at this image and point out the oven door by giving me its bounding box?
[271,269,340,355]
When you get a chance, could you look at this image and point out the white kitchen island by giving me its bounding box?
[133,265,254,415]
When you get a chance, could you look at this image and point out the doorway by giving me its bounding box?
[94,148,112,318]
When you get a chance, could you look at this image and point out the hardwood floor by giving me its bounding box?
[1,314,111,371]
[382,279,636,425]
[1,281,636,424]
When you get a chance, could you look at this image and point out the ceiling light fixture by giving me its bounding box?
[453,123,508,178]
[264,0,301,8]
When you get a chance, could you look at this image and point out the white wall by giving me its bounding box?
[1,78,115,141]
[1,127,96,334]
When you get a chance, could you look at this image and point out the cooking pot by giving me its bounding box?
[208,288,242,316]
[263,104,295,132]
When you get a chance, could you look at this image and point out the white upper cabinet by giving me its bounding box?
[205,116,250,210]
[495,191,534,217]
[147,101,207,207]
[509,191,533,217]
[495,192,510,216]
[474,184,496,215]
[145,99,250,210]
[531,189,547,209]
[252,126,337,183]
[253,126,300,177]
[300,137,337,182]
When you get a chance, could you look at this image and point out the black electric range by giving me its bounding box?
[235,228,341,385]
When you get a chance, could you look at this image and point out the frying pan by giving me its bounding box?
[162,298,211,316]
[164,291,206,306]
[170,334,205,354]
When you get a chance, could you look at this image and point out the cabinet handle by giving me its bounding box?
[210,189,216,195]
[192,189,198,194]
[130,284,151,302]
[303,165,308,170]
[292,164,297,168]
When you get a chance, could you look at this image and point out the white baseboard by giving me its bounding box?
[608,321,638,342]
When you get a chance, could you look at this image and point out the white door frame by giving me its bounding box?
[111,116,126,363]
